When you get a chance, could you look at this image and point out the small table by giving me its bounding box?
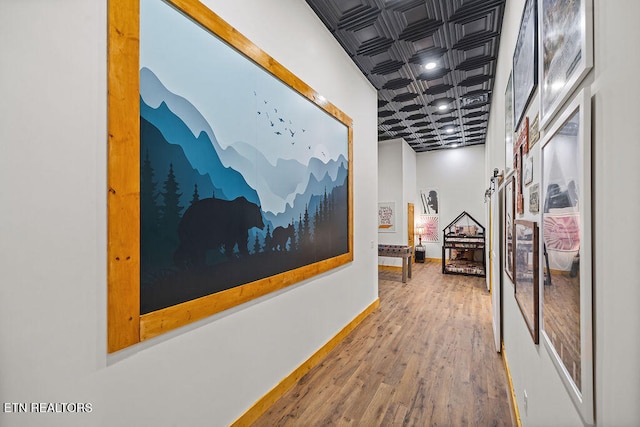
[415,244,425,263]
[378,244,413,282]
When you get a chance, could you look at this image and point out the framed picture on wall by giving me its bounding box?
[505,71,514,173]
[504,175,515,283]
[539,0,594,128]
[419,214,439,243]
[378,202,396,232]
[514,220,539,344]
[540,88,593,424]
[419,188,439,215]
[513,0,538,130]
[108,0,353,352]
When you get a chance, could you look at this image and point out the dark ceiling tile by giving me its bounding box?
[371,59,405,75]
[406,113,428,121]
[382,77,412,90]
[424,84,453,95]
[398,18,443,42]
[392,92,420,102]
[336,5,381,31]
[399,104,424,112]
[378,110,396,117]
[306,0,505,152]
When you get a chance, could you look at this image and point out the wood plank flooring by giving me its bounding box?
[253,261,514,426]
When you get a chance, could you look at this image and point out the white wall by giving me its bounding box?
[0,0,378,426]
[415,145,487,259]
[485,0,640,425]
[377,138,417,267]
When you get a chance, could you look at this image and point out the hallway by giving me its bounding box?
[254,261,514,426]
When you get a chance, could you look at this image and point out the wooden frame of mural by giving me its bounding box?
[108,0,353,353]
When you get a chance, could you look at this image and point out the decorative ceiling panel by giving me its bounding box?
[306,0,506,151]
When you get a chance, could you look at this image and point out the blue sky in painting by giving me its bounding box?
[139,0,348,214]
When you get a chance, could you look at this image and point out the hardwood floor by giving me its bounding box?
[253,261,514,426]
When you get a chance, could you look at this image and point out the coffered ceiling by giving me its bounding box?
[305,0,506,152]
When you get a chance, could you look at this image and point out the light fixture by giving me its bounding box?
[438,104,448,111]
[424,62,437,70]
[450,144,458,148]
[415,226,425,245]
[445,127,455,134]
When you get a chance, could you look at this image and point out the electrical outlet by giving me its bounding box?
[523,389,528,414]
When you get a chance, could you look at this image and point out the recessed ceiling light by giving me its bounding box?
[445,127,455,133]
[451,144,458,148]
[438,104,448,111]
[424,62,437,70]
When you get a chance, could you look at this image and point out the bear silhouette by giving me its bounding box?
[271,224,295,251]
[174,196,264,267]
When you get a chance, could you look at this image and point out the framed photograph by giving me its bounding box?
[515,119,528,215]
[505,71,514,173]
[529,183,540,213]
[378,202,396,232]
[419,188,439,215]
[513,0,538,130]
[524,156,534,185]
[108,0,353,352]
[514,220,539,344]
[539,0,594,129]
[529,113,540,149]
[540,88,593,423]
[504,175,515,283]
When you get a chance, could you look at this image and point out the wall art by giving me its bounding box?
[540,88,593,423]
[524,157,534,185]
[108,0,353,352]
[514,220,539,344]
[419,214,439,243]
[513,0,538,130]
[378,202,396,233]
[505,71,514,173]
[539,0,593,128]
[419,188,439,215]
[504,175,515,283]
[529,183,540,213]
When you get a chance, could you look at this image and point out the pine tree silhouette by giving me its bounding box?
[141,149,160,230]
[159,163,183,254]
[289,219,297,251]
[301,204,311,248]
[253,233,261,254]
[190,183,200,206]
[297,213,304,251]
[140,149,161,267]
[263,224,272,252]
